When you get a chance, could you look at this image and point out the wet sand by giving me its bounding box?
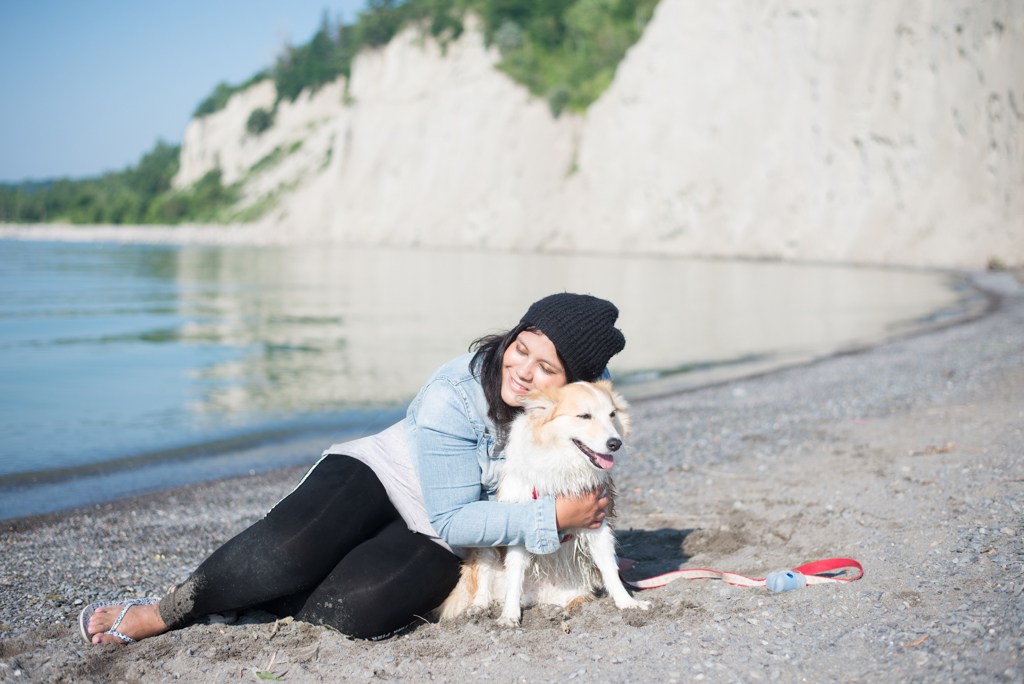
[1,270,1022,684]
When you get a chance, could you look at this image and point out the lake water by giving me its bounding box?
[0,240,970,518]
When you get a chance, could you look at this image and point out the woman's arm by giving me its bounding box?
[410,379,563,555]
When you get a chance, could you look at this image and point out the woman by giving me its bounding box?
[82,293,626,643]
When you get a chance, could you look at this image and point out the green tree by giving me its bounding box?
[275,13,350,102]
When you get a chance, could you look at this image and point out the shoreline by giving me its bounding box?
[0,270,1021,682]
[0,222,278,247]
[3,223,1018,274]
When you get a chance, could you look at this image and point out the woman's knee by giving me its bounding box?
[295,524,461,639]
[297,578,454,640]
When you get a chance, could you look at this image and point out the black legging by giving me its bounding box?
[157,456,462,640]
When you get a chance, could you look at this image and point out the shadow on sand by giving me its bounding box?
[617,527,696,580]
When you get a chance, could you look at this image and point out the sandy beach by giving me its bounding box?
[1,269,1022,684]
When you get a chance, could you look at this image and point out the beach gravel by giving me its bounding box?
[1,271,1022,684]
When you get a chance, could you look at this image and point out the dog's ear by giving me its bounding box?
[595,380,631,438]
[521,386,561,444]
[519,385,560,417]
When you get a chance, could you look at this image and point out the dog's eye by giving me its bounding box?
[610,411,616,419]
[577,413,592,420]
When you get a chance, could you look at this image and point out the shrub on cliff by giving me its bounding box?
[482,0,659,115]
[246,108,275,136]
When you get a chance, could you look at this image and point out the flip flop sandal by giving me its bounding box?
[79,597,160,644]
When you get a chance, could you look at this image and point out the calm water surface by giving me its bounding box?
[0,241,967,515]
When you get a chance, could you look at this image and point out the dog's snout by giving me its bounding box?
[606,437,622,452]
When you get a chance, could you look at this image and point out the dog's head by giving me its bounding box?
[519,380,631,470]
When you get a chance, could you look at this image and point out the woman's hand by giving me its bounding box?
[555,487,609,530]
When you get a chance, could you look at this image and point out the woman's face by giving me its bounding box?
[501,330,567,407]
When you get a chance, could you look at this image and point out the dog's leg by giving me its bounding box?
[469,548,502,616]
[590,526,651,611]
[498,546,530,627]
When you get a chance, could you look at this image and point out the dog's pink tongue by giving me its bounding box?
[595,453,614,469]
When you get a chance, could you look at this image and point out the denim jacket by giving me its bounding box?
[404,353,561,555]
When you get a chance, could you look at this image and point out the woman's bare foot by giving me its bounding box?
[87,601,168,644]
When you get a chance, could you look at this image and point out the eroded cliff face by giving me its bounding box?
[174,1,1024,267]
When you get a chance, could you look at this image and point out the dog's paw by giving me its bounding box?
[466,605,488,618]
[497,615,521,629]
[615,598,651,611]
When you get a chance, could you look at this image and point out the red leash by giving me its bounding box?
[621,557,864,589]
[532,488,862,588]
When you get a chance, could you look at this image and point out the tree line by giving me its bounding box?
[0,142,234,225]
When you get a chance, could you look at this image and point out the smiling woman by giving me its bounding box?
[501,330,567,407]
[82,292,627,643]
[471,293,625,445]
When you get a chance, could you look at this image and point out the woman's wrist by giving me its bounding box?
[555,489,607,530]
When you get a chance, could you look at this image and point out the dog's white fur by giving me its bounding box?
[439,380,650,625]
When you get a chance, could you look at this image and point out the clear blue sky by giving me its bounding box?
[0,0,367,183]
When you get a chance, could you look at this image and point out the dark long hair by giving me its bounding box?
[469,322,575,448]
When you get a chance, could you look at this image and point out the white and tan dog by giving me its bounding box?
[440,380,650,626]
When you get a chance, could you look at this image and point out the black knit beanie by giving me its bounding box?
[520,293,625,382]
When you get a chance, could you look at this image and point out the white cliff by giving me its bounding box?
[174,1,1024,268]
